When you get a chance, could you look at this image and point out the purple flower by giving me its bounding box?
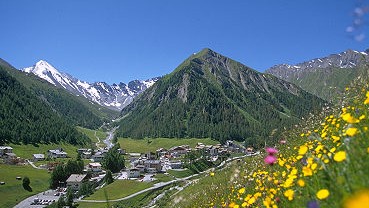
[307,200,319,208]
[266,147,278,155]
[264,155,277,165]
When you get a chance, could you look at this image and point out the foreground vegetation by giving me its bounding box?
[118,137,218,153]
[164,82,369,207]
[0,164,50,208]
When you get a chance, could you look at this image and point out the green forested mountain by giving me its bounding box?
[0,58,118,129]
[0,66,89,145]
[266,49,369,101]
[117,49,324,146]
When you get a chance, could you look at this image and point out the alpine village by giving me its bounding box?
[1,47,369,207]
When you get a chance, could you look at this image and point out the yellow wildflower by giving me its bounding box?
[302,166,313,177]
[365,97,369,104]
[297,179,305,187]
[238,187,245,194]
[342,113,360,123]
[334,151,346,162]
[248,197,256,205]
[344,189,369,208]
[298,145,308,155]
[316,189,330,200]
[284,189,294,201]
[210,172,215,177]
[311,163,318,170]
[332,135,340,142]
[346,128,358,137]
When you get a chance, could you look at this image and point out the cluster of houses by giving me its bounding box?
[2,140,253,192]
[126,141,252,179]
[0,146,19,164]
[76,148,125,162]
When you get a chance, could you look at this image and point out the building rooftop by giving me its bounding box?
[0,146,13,150]
[66,174,87,183]
[89,163,101,167]
[33,154,45,158]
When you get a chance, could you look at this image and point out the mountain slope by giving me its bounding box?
[266,49,369,100]
[0,58,116,129]
[22,60,159,110]
[117,48,324,145]
[0,63,89,145]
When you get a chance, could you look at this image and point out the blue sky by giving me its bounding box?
[1,0,368,84]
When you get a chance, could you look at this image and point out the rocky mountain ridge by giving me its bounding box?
[265,49,369,100]
[22,60,159,110]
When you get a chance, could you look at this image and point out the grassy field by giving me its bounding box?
[9,143,80,159]
[153,173,174,182]
[77,127,107,148]
[0,164,50,208]
[78,185,174,208]
[84,180,152,201]
[118,138,218,153]
[167,169,194,178]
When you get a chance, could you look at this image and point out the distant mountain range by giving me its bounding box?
[22,60,160,111]
[3,47,369,146]
[266,49,369,100]
[116,48,324,145]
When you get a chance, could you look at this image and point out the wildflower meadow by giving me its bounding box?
[168,81,369,208]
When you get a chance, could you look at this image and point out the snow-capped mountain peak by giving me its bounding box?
[21,60,160,111]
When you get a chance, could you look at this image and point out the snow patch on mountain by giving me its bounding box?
[266,49,369,79]
[21,60,160,111]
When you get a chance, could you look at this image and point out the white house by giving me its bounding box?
[48,149,67,158]
[88,163,102,172]
[168,161,182,169]
[33,154,45,162]
[128,168,140,178]
[92,152,105,162]
[66,174,88,191]
[144,160,162,172]
[169,146,188,156]
[0,146,13,156]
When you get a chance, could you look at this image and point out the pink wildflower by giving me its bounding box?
[266,147,278,155]
[264,155,277,165]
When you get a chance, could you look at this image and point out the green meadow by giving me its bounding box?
[0,164,50,208]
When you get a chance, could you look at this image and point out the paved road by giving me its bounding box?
[26,159,43,170]
[14,189,61,208]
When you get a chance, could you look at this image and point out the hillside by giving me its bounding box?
[266,49,369,100]
[0,58,118,129]
[0,65,89,145]
[163,77,369,208]
[117,48,324,145]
